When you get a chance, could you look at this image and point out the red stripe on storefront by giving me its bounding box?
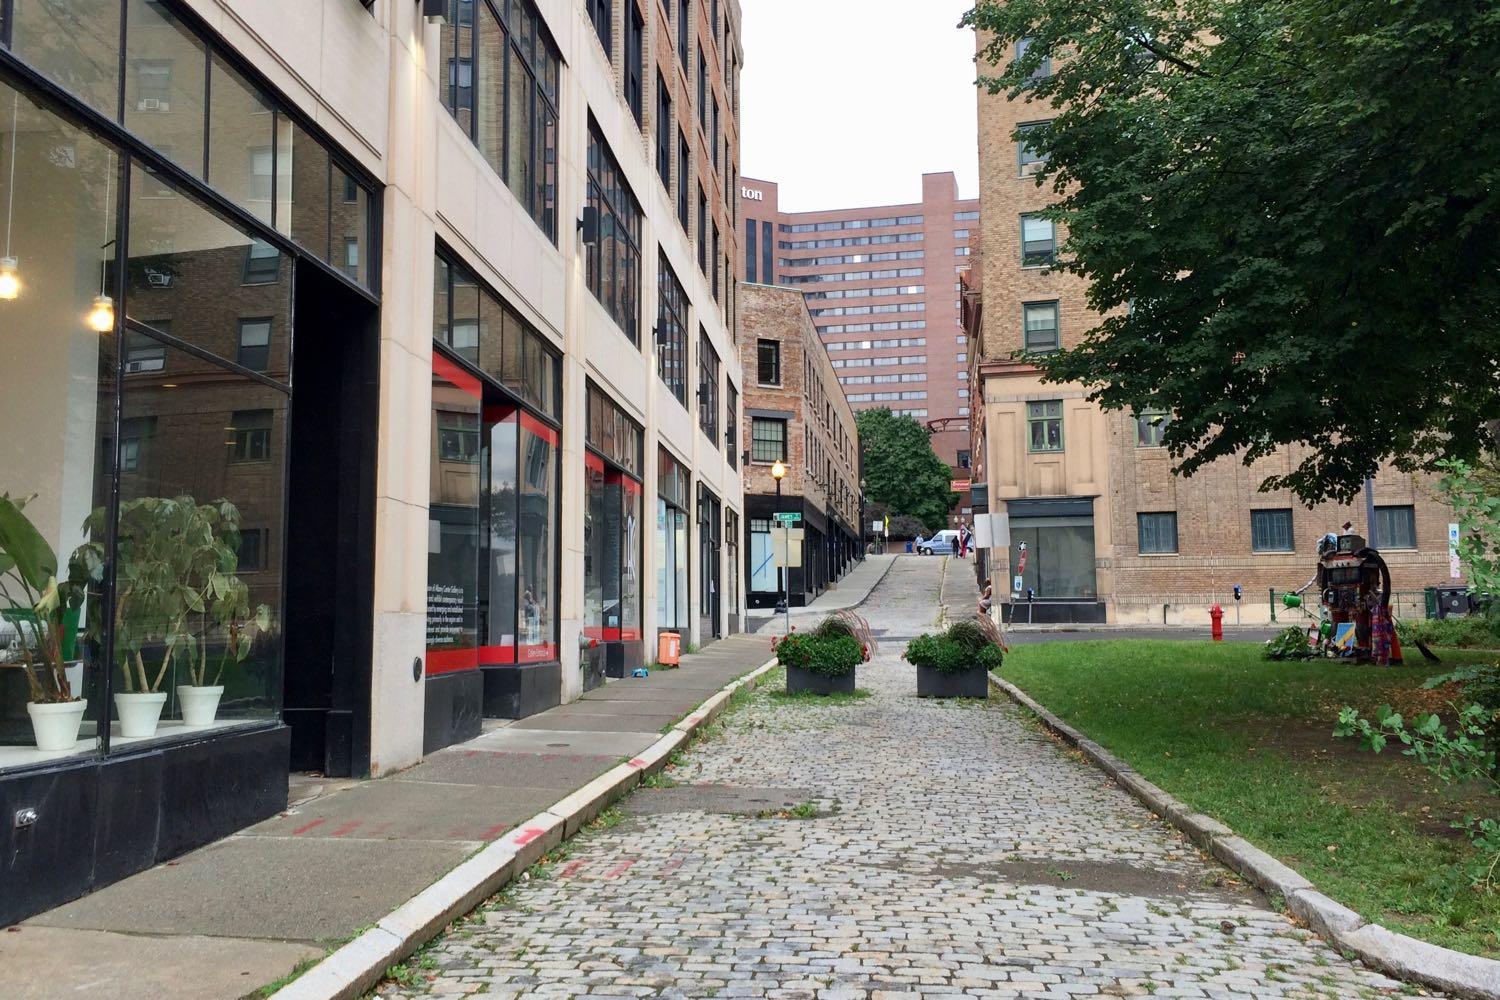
[519,643,556,662]
[585,451,605,473]
[519,410,559,445]
[477,644,516,664]
[425,647,479,674]
[432,353,483,399]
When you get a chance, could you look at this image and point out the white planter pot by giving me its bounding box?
[27,699,87,752]
[114,691,167,738]
[177,685,224,728]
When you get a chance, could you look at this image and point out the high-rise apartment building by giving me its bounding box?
[967,34,1460,624]
[739,174,979,526]
[0,0,744,924]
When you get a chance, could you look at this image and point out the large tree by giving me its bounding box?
[964,0,1500,503]
[857,409,958,531]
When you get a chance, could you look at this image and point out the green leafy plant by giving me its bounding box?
[904,626,1004,675]
[1264,626,1314,661]
[773,632,862,678]
[73,496,270,694]
[1439,459,1500,599]
[811,610,877,661]
[1335,703,1500,888]
[1398,616,1500,650]
[0,494,86,703]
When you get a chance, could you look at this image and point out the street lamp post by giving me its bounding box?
[772,459,789,637]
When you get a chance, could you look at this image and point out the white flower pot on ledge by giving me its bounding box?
[177,685,224,728]
[115,691,167,738]
[27,699,87,751]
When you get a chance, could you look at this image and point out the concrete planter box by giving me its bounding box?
[916,664,989,699]
[786,665,856,696]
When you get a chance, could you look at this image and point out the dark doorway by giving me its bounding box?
[282,263,379,776]
[699,487,722,640]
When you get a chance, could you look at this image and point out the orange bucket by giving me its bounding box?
[657,631,682,666]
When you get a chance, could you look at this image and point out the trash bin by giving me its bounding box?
[657,631,681,666]
[905,541,913,553]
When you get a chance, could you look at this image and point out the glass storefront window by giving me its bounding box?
[127,165,291,381]
[656,448,691,633]
[517,414,556,661]
[9,0,121,118]
[0,80,119,768]
[426,357,482,674]
[432,250,561,667]
[584,386,643,644]
[110,335,287,736]
[207,56,274,226]
[7,0,377,291]
[124,0,207,180]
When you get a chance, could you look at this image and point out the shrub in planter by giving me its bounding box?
[775,631,863,695]
[904,619,1003,698]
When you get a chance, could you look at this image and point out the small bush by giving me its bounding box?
[1264,625,1313,661]
[812,610,877,660]
[774,632,862,677]
[1397,616,1500,650]
[904,632,1003,674]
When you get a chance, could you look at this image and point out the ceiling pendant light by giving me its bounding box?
[89,151,115,333]
[1,93,20,302]
[0,257,18,301]
[87,293,115,333]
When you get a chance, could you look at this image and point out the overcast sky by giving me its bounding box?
[739,0,980,213]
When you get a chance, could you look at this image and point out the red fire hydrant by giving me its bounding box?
[1210,604,1225,642]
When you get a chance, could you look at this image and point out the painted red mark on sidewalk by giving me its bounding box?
[481,824,509,840]
[659,855,685,875]
[512,827,544,845]
[628,758,647,768]
[604,859,635,878]
[291,818,326,836]
[330,821,361,838]
[559,860,586,878]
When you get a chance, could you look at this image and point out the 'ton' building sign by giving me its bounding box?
[741,186,765,202]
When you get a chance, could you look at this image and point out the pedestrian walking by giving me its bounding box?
[958,523,970,559]
[950,532,959,557]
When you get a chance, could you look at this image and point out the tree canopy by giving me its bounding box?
[856,409,957,531]
[963,0,1500,503]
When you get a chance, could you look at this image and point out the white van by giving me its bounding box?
[918,529,962,555]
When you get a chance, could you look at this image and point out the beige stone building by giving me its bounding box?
[0,0,744,923]
[968,37,1461,625]
[738,284,863,608]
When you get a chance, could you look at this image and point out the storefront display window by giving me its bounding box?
[427,357,482,674]
[584,385,643,645]
[431,250,561,678]
[657,448,691,634]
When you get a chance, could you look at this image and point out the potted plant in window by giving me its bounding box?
[75,497,269,737]
[179,501,271,728]
[0,495,88,751]
[774,611,875,695]
[904,617,1004,699]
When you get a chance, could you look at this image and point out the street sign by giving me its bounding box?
[773,512,802,525]
[773,528,804,568]
[1012,574,1024,593]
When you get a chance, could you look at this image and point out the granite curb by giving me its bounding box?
[989,671,1500,1000]
[270,657,778,1000]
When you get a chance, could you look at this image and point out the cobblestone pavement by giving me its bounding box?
[376,557,1438,1000]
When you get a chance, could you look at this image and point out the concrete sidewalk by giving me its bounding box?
[747,553,899,633]
[0,634,774,1000]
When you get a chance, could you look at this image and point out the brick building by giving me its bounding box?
[967,37,1463,624]
[738,284,863,608]
[739,174,978,528]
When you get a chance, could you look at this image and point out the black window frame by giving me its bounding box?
[697,329,720,447]
[757,338,781,385]
[656,251,690,406]
[437,0,561,243]
[655,72,672,185]
[586,119,644,343]
[677,0,691,67]
[1374,505,1417,550]
[1251,509,1295,553]
[725,382,738,468]
[1137,512,1179,555]
[677,131,690,230]
[750,417,786,463]
[586,0,612,58]
[624,1,644,125]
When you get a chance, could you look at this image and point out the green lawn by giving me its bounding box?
[1001,640,1500,956]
